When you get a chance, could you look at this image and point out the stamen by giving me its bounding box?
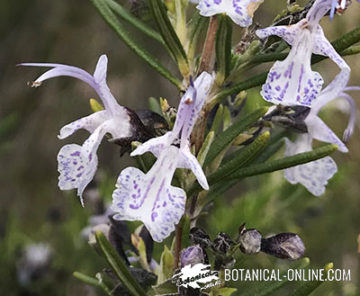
[28,80,42,88]
[185,98,193,105]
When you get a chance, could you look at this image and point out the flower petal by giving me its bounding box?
[311,69,350,113]
[197,0,263,27]
[57,124,107,206]
[312,25,350,71]
[93,55,108,83]
[58,110,109,139]
[91,55,121,112]
[20,63,97,90]
[337,93,357,142]
[306,0,333,25]
[112,147,186,242]
[261,30,323,106]
[284,137,338,196]
[256,21,303,45]
[21,55,121,112]
[306,115,348,152]
[178,147,209,190]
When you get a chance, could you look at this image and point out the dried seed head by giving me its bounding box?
[261,233,305,260]
[189,227,212,249]
[213,232,234,254]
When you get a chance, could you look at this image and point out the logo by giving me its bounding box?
[172,263,221,290]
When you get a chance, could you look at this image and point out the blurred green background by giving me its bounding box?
[0,0,359,295]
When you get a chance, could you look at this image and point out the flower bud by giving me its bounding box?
[261,233,305,260]
[239,229,262,255]
[180,245,204,267]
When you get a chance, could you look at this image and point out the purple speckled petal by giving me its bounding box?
[312,25,350,71]
[306,0,333,25]
[261,30,323,106]
[178,147,209,190]
[58,124,107,206]
[284,136,338,196]
[337,92,357,142]
[256,20,304,46]
[312,69,350,113]
[58,110,109,139]
[306,115,348,152]
[197,0,263,27]
[112,146,186,242]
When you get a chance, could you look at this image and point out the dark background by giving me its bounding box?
[0,0,359,294]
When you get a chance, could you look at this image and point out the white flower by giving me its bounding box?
[284,71,359,195]
[257,0,350,106]
[21,55,133,206]
[111,72,214,242]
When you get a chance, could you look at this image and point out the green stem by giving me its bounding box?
[199,16,218,74]
[73,272,112,296]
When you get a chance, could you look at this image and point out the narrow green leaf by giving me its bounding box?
[73,272,101,287]
[210,104,224,133]
[212,72,268,106]
[329,26,360,53]
[239,258,310,296]
[215,15,232,85]
[188,12,209,62]
[73,272,113,295]
[148,97,162,114]
[204,107,268,166]
[223,106,232,130]
[231,144,338,180]
[132,141,156,173]
[152,278,178,295]
[148,0,189,77]
[208,131,270,184]
[212,287,237,296]
[95,232,147,296]
[90,0,182,89]
[181,215,191,249]
[158,246,175,284]
[189,131,270,196]
[341,45,360,56]
[203,144,337,200]
[197,131,215,166]
[291,262,333,296]
[254,139,284,164]
[104,0,164,45]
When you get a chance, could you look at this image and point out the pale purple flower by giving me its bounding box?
[284,71,359,195]
[21,55,132,206]
[330,0,360,20]
[195,0,264,27]
[111,72,213,242]
[256,0,350,107]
